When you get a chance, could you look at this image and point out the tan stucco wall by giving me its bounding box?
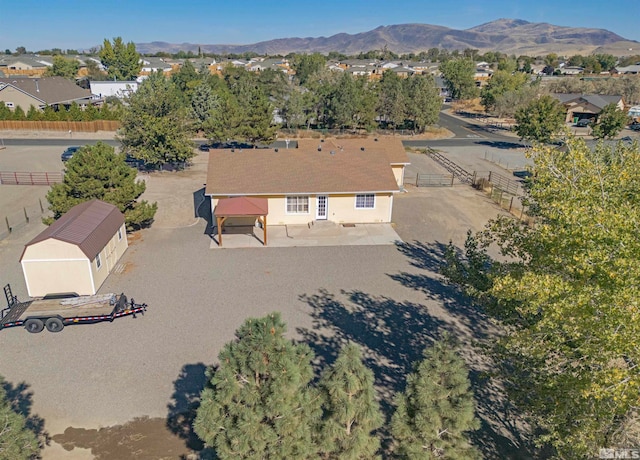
[0,86,43,111]
[89,224,128,291]
[391,165,406,187]
[212,194,393,226]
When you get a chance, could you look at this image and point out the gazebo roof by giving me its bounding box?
[214,196,268,217]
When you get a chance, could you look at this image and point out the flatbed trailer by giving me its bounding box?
[2,284,147,333]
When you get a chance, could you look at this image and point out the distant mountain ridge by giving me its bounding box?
[135,19,636,56]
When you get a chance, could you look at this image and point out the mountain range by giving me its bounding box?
[135,19,638,57]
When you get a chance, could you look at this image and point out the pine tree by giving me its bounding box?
[46,142,156,230]
[194,313,321,459]
[391,335,480,460]
[0,378,40,459]
[317,343,383,460]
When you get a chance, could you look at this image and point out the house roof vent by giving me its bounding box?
[360,147,365,151]
[330,150,335,155]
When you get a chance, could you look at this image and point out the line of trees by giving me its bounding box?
[0,101,122,122]
[194,313,480,459]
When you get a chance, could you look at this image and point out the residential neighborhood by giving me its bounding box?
[1,6,640,460]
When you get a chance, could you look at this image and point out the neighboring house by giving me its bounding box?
[0,55,52,77]
[613,64,640,75]
[139,57,172,76]
[560,66,584,75]
[628,106,640,121]
[20,200,128,297]
[90,80,138,100]
[551,93,625,123]
[0,76,95,112]
[205,137,409,230]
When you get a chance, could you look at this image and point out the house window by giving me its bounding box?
[355,194,375,209]
[286,196,309,214]
[96,253,102,269]
[117,228,123,241]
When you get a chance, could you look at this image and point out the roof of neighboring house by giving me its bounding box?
[0,76,93,105]
[0,55,51,68]
[206,137,407,196]
[551,93,623,109]
[614,64,640,74]
[22,199,125,260]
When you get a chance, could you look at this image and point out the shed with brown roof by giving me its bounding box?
[205,137,409,227]
[20,199,128,297]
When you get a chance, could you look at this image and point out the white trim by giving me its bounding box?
[388,195,394,222]
[354,194,376,209]
[208,190,399,197]
[316,195,328,220]
[285,195,310,215]
[21,257,88,262]
[88,259,95,294]
[20,260,33,297]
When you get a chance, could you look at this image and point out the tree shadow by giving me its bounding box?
[391,239,542,459]
[474,140,527,150]
[1,379,48,446]
[297,288,448,414]
[166,362,209,452]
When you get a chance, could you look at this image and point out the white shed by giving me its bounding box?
[20,200,128,297]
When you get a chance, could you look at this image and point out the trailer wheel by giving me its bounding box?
[24,319,44,334]
[45,318,64,333]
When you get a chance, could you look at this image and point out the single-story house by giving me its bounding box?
[205,137,409,232]
[20,200,128,297]
[551,93,625,123]
[0,55,52,77]
[0,76,95,112]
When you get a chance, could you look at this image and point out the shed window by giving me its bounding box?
[117,228,123,241]
[355,194,375,209]
[96,253,102,269]
[286,196,309,214]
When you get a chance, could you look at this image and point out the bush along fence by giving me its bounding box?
[1,199,49,240]
[0,120,121,132]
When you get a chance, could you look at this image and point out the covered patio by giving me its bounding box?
[213,197,268,247]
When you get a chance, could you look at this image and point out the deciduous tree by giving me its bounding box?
[403,74,441,133]
[514,95,566,143]
[591,103,630,139]
[317,343,383,459]
[391,335,480,459]
[46,142,156,230]
[442,136,640,457]
[118,71,194,166]
[439,58,478,100]
[44,55,80,79]
[194,313,321,459]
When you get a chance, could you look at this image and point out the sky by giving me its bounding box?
[1,0,638,52]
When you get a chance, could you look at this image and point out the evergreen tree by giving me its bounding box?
[46,142,156,230]
[391,336,480,460]
[44,55,80,79]
[317,343,383,460]
[202,89,243,144]
[237,84,278,145]
[0,378,40,459]
[118,71,194,166]
[404,74,442,133]
[99,37,142,81]
[190,81,219,132]
[377,70,406,130]
[194,313,321,459]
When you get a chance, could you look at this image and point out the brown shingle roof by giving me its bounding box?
[205,138,403,196]
[0,76,93,105]
[297,137,410,165]
[22,200,124,260]
[214,197,268,216]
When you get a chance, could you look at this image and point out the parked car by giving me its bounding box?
[576,118,592,127]
[61,146,80,162]
[630,123,640,131]
[199,144,210,152]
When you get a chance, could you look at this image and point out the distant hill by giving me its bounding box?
[135,19,637,56]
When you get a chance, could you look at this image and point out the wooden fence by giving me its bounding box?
[0,171,63,185]
[0,120,120,132]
